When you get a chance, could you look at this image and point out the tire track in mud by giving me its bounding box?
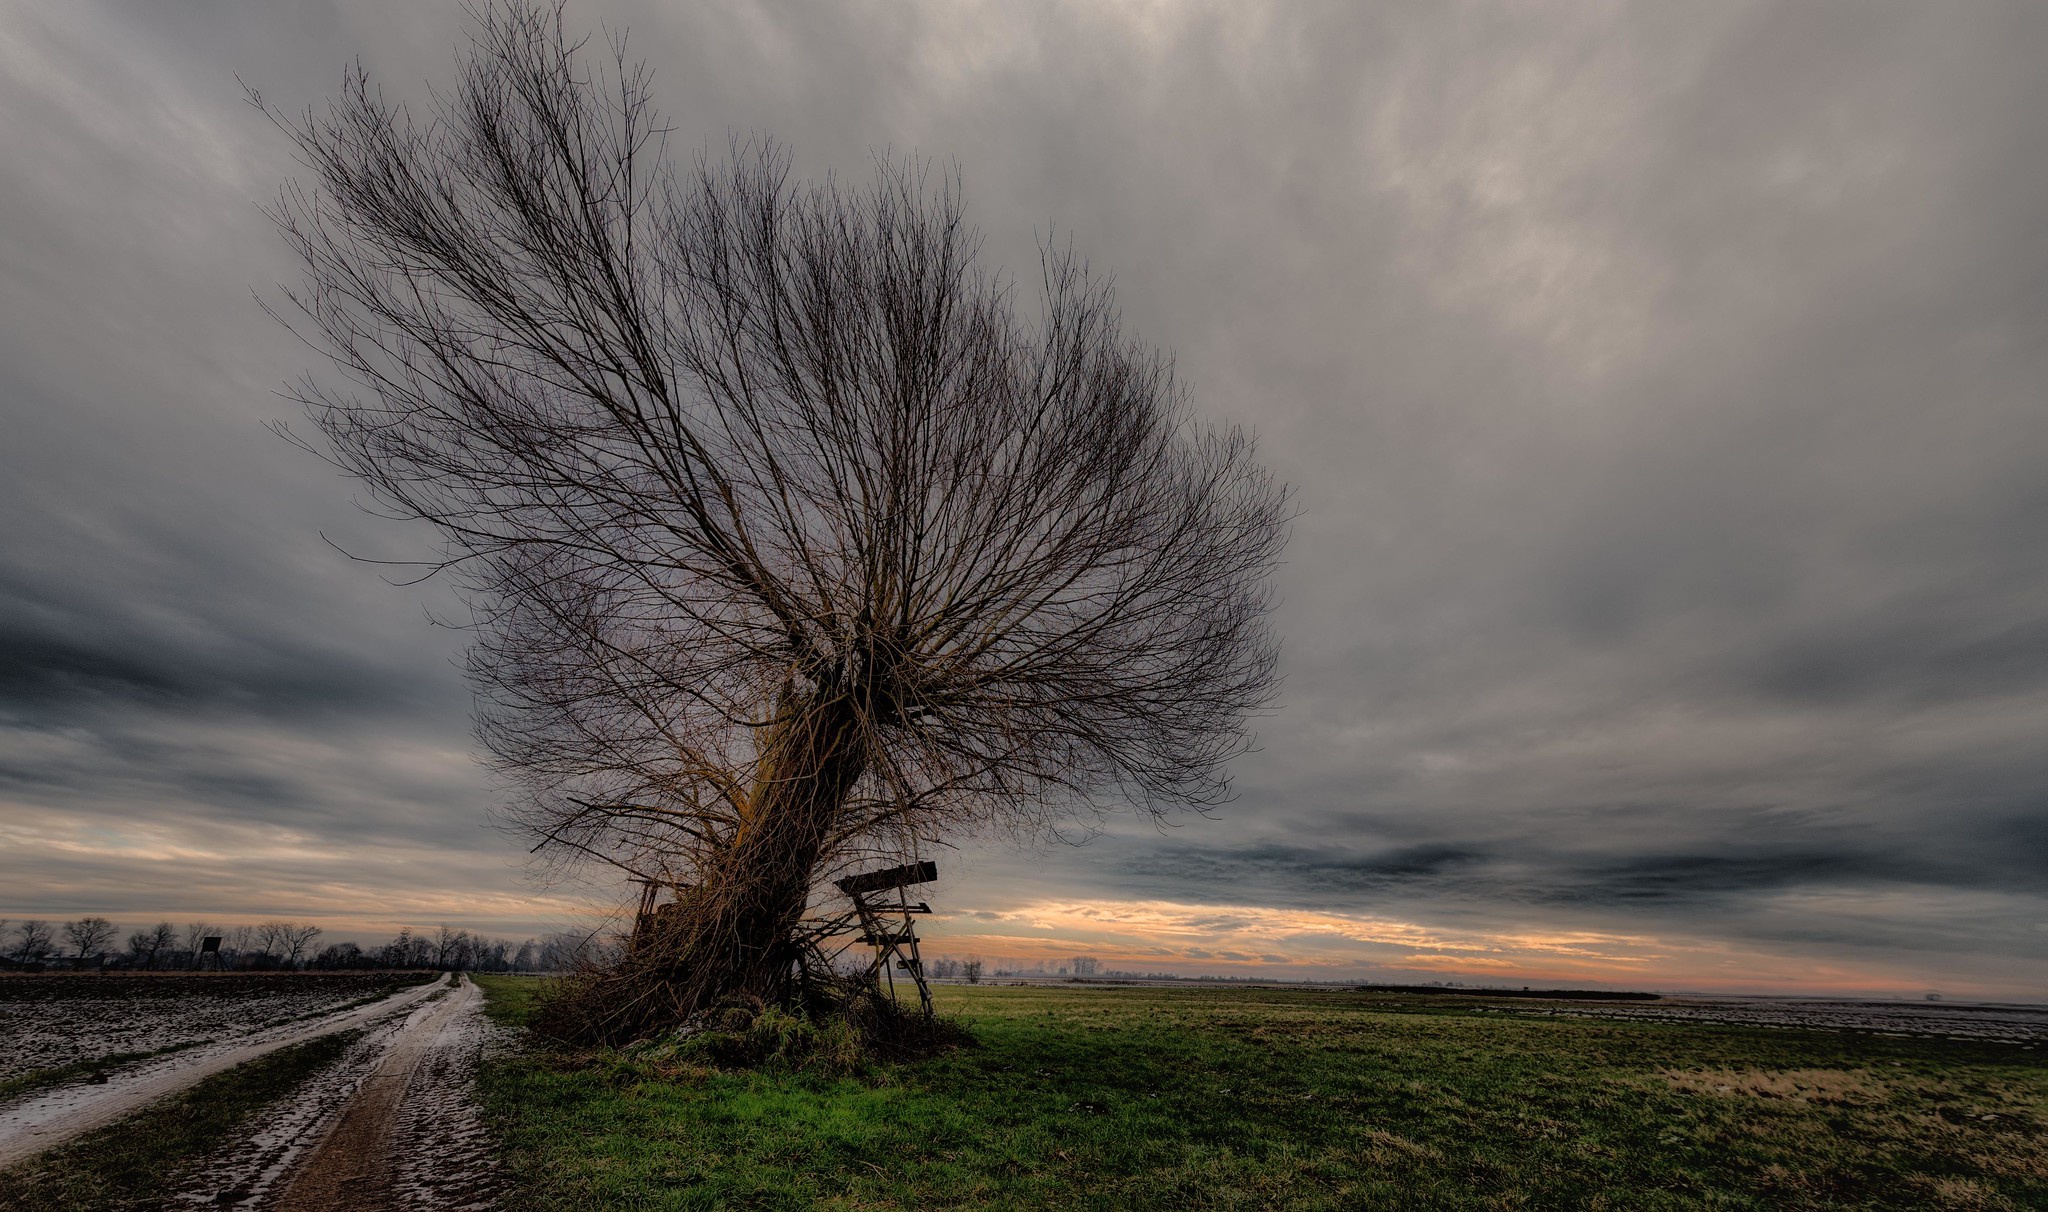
[180,975,504,1210]
[0,977,446,1171]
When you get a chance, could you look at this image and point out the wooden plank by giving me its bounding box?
[834,860,938,895]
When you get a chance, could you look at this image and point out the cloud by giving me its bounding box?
[1,1,2045,990]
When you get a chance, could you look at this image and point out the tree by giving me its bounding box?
[223,925,255,970]
[182,922,218,969]
[13,920,53,963]
[312,941,365,969]
[282,923,323,968]
[433,925,469,970]
[382,928,433,968]
[259,2,1285,1043]
[65,917,117,960]
[253,921,292,966]
[129,922,178,969]
[962,960,984,985]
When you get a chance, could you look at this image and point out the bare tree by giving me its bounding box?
[224,925,255,970]
[282,923,323,968]
[961,959,984,986]
[129,922,179,969]
[433,925,466,970]
[64,917,117,961]
[254,922,283,961]
[182,922,218,969]
[258,2,1285,1042]
[12,920,53,964]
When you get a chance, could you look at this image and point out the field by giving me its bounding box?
[0,972,426,1095]
[475,978,2048,1211]
[0,971,463,1209]
[2,973,2042,1208]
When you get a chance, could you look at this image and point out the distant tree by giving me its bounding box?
[311,941,365,970]
[12,919,53,963]
[224,925,256,970]
[252,921,293,966]
[433,925,465,970]
[282,923,323,968]
[64,917,117,960]
[182,922,219,969]
[962,959,984,985]
[512,939,538,972]
[259,1,1285,1044]
[534,932,596,973]
[128,922,178,969]
[381,928,434,968]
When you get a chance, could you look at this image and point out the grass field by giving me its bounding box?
[473,977,2048,1210]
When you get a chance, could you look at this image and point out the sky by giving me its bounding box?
[2,1,2045,999]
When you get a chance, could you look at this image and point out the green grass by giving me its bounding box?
[0,1030,362,1211]
[473,977,2048,1210]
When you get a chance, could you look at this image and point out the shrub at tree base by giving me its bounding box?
[539,977,968,1075]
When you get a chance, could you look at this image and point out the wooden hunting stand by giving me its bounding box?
[627,865,940,1016]
[831,860,938,1016]
[628,878,688,954]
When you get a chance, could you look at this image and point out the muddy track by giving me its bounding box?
[0,977,445,1170]
[275,977,485,1210]
[181,974,503,1210]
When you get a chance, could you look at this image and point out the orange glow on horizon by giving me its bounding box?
[914,897,2030,999]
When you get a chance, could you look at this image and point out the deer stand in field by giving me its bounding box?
[820,861,937,1017]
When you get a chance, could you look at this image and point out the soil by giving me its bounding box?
[0,978,444,1169]
[0,973,425,1083]
[178,975,504,1210]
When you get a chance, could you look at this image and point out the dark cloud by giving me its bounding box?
[2,1,2045,990]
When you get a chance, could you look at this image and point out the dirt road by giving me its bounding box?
[274,975,493,1210]
[0,977,445,1170]
[179,974,503,1210]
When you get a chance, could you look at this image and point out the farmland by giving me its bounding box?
[475,978,2048,1210]
[0,972,429,1093]
[1,973,2044,1208]
[0,970,468,1208]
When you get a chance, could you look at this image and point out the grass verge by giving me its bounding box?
[0,1030,360,1211]
[473,977,2048,1210]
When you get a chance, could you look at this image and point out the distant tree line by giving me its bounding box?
[923,957,986,984]
[1,916,582,973]
[308,926,588,973]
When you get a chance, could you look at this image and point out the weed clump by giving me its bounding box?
[537,976,969,1076]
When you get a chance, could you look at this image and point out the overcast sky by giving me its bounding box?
[3,1,2045,997]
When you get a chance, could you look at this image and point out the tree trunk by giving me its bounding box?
[643,687,868,1022]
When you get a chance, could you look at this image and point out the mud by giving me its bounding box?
[177,975,503,1210]
[0,974,425,1084]
[0,977,445,1170]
